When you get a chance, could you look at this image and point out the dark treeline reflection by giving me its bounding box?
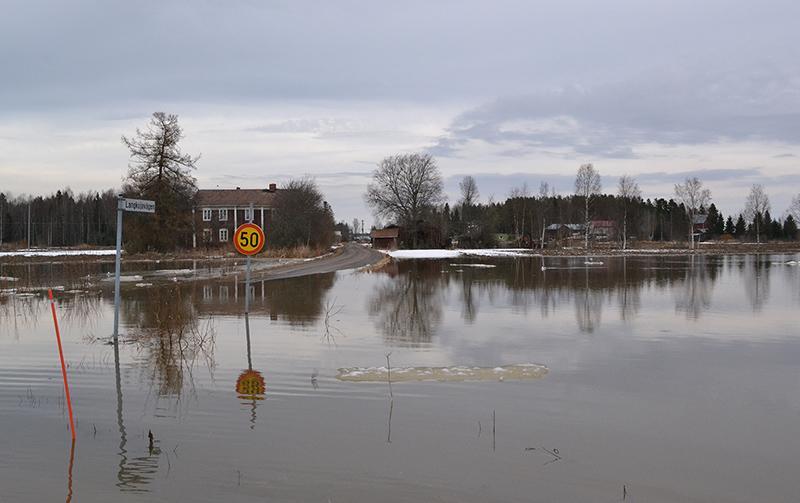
[370,255,777,342]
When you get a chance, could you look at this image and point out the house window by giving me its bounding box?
[202,208,212,221]
[202,229,212,242]
[219,208,228,221]
[219,228,229,242]
[244,207,252,222]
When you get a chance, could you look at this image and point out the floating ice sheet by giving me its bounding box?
[337,363,548,382]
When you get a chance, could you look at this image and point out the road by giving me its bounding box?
[252,243,385,281]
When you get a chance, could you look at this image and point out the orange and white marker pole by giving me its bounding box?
[49,289,76,440]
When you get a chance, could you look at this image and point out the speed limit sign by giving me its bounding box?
[234,223,265,255]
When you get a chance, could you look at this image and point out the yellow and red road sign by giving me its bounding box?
[234,223,265,255]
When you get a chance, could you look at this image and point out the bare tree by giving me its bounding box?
[674,177,711,250]
[459,176,479,208]
[743,184,771,244]
[617,175,641,250]
[574,163,602,250]
[791,194,800,222]
[507,183,529,239]
[365,153,445,248]
[271,177,335,248]
[121,112,199,251]
[352,218,361,237]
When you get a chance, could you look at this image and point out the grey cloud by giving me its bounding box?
[3,0,800,113]
[432,65,800,160]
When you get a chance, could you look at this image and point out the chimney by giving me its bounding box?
[269,183,277,192]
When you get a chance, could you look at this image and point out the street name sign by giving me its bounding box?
[119,198,156,213]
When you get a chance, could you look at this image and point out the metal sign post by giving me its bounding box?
[113,196,156,339]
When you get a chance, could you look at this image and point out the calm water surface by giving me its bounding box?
[1,254,799,502]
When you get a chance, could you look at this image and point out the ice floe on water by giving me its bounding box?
[0,249,116,258]
[104,275,144,283]
[389,249,536,259]
[337,363,548,382]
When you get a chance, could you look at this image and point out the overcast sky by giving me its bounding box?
[1,0,799,226]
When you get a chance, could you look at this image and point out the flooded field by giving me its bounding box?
[1,253,800,502]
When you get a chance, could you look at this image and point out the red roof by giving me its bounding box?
[371,228,400,239]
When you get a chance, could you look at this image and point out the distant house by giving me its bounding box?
[193,184,279,248]
[590,220,618,240]
[545,223,585,241]
[371,226,401,250]
[693,214,709,240]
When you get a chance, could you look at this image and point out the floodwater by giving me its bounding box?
[1,253,799,502]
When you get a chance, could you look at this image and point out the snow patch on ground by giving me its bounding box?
[389,249,536,259]
[0,249,117,258]
[448,263,497,268]
[0,276,19,281]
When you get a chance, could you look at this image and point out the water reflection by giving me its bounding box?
[744,255,771,311]
[197,273,336,326]
[237,312,266,429]
[369,261,445,346]
[674,256,715,320]
[574,268,604,333]
[114,337,159,493]
[370,255,730,341]
[122,286,215,397]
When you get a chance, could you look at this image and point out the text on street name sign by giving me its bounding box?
[119,198,156,213]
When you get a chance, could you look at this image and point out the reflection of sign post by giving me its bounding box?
[113,196,156,339]
[236,369,266,399]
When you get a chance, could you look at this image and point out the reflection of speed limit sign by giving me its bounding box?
[234,223,265,255]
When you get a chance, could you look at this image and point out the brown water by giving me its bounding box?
[1,254,799,502]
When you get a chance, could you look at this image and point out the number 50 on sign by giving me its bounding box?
[234,223,265,255]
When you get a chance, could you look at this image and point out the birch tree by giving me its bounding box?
[617,175,641,250]
[743,184,770,244]
[574,164,601,250]
[790,194,800,222]
[674,177,711,250]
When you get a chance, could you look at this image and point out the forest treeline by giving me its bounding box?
[0,189,119,247]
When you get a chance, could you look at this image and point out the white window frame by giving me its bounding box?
[244,207,252,222]
[219,228,229,242]
[218,208,228,221]
[202,208,212,222]
[202,228,212,241]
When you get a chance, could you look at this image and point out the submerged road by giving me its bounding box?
[252,243,385,281]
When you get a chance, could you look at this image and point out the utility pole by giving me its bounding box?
[0,196,4,247]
